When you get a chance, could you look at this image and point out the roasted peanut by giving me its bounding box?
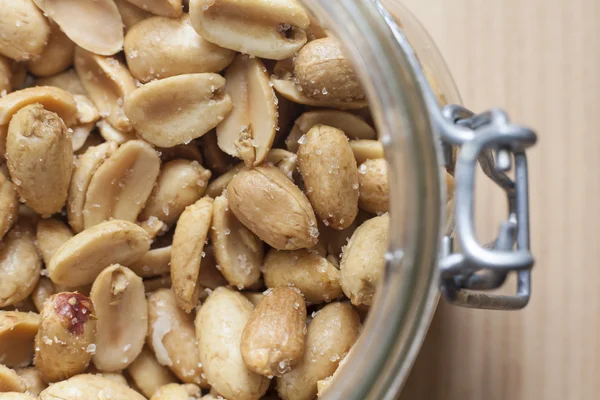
[6,104,73,215]
[140,159,211,227]
[147,289,208,387]
[0,172,18,241]
[171,197,213,312]
[39,374,146,400]
[349,139,384,165]
[127,0,183,18]
[95,119,136,144]
[0,312,39,368]
[114,0,152,31]
[445,171,455,235]
[34,293,96,382]
[130,246,171,278]
[189,0,310,60]
[33,0,124,56]
[127,346,177,398]
[195,287,269,400]
[271,78,368,110]
[0,86,78,127]
[241,287,306,377]
[48,219,151,287]
[228,165,318,250]
[0,222,41,308]
[83,140,161,229]
[15,368,46,396]
[263,248,341,304]
[35,69,86,95]
[124,73,232,147]
[276,302,360,400]
[0,57,11,94]
[36,219,73,266]
[340,214,389,306]
[0,394,35,399]
[31,278,55,313]
[150,383,201,400]
[74,95,100,125]
[0,0,50,61]
[27,22,75,78]
[210,194,263,289]
[71,123,94,152]
[358,158,388,214]
[0,364,26,393]
[217,54,277,166]
[125,15,235,83]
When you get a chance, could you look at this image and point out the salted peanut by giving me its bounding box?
[0,86,78,127]
[128,0,182,17]
[286,110,376,152]
[125,74,232,148]
[199,130,236,174]
[196,287,269,400]
[67,141,118,233]
[150,383,201,400]
[33,0,123,56]
[115,0,152,31]
[36,219,73,266]
[34,293,96,382]
[276,302,360,400]
[27,22,74,78]
[127,346,177,398]
[0,57,13,94]
[210,195,263,289]
[39,374,146,400]
[83,140,161,229]
[74,95,100,124]
[71,123,94,152]
[31,278,55,313]
[6,104,73,215]
[298,124,359,230]
[96,119,136,144]
[0,312,39,368]
[263,248,341,304]
[0,172,18,240]
[0,222,41,308]
[217,55,277,167]
[15,368,46,396]
[35,69,86,95]
[125,15,235,83]
[138,218,167,241]
[74,48,136,132]
[0,365,26,393]
[171,197,213,312]
[228,165,318,250]
[48,220,150,287]
[140,159,211,227]
[266,149,297,181]
[241,287,306,377]
[340,214,389,306]
[0,0,50,61]
[147,289,208,386]
[272,79,367,110]
[159,142,204,164]
[349,139,384,165]
[358,158,388,213]
[90,265,147,371]
[143,275,172,293]
[189,0,310,60]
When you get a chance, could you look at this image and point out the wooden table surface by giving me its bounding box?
[397,1,600,399]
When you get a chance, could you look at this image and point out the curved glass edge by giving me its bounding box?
[299,1,443,399]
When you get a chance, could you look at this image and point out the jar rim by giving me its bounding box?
[299,1,443,398]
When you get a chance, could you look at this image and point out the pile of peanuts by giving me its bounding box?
[0,0,453,399]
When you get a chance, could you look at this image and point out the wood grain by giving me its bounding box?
[398,0,600,399]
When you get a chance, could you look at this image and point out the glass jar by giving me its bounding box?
[299,1,538,399]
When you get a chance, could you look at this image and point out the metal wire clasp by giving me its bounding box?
[438,105,537,310]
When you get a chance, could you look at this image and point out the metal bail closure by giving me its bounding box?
[438,105,537,310]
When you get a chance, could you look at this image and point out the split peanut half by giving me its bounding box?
[0,364,26,393]
[349,139,384,165]
[31,278,55,313]
[0,86,78,127]
[35,69,86,96]
[0,311,39,369]
[16,367,46,396]
[39,374,146,400]
[36,219,74,266]
[114,0,152,32]
[127,346,178,399]
[129,246,171,279]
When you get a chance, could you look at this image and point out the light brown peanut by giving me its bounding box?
[95,119,136,144]
[15,368,46,396]
[189,0,310,60]
[0,364,26,393]
[349,139,384,165]
[83,140,161,229]
[241,287,306,377]
[263,248,341,304]
[130,246,171,278]
[195,287,269,400]
[0,86,78,127]
[171,197,213,312]
[0,171,18,241]
[70,123,94,152]
[0,312,39,368]
[33,0,124,56]
[276,302,360,400]
[340,214,389,306]
[271,78,368,110]
[114,0,152,31]
[36,219,73,266]
[147,289,208,387]
[74,95,100,125]
[48,219,151,287]
[34,293,96,382]
[217,54,277,166]
[27,22,75,78]
[210,194,263,289]
[35,69,86,95]
[140,159,211,227]
[6,104,73,215]
[31,278,55,313]
[228,165,318,250]
[298,124,359,230]
[125,73,232,147]
[0,0,50,61]
[0,57,12,94]
[150,383,201,400]
[125,15,235,83]
[74,47,137,132]
[126,346,178,398]
[127,0,182,18]
[39,374,146,400]
[358,158,389,214]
